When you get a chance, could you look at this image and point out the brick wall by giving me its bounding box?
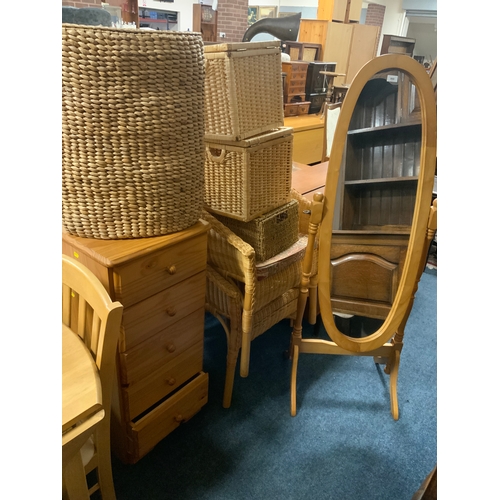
[364,3,386,52]
[216,0,247,43]
[62,0,100,7]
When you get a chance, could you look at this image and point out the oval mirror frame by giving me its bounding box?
[317,54,437,353]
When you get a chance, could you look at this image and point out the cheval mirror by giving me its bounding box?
[290,54,437,420]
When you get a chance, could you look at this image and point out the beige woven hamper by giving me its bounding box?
[204,41,284,142]
[214,199,299,262]
[62,25,205,239]
[204,127,293,222]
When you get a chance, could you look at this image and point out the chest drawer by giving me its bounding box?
[130,372,209,461]
[123,341,203,420]
[113,232,208,307]
[119,272,205,351]
[119,306,204,385]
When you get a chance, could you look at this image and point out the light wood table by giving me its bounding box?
[62,324,102,433]
[62,324,104,499]
[291,160,329,200]
[284,114,325,165]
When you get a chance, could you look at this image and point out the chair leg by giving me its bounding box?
[94,424,116,500]
[222,349,238,408]
[63,451,90,500]
[290,344,299,417]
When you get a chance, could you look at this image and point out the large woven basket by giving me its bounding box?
[204,127,293,222]
[62,25,205,239]
[204,41,284,142]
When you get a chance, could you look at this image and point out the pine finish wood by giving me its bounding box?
[289,55,437,420]
[62,255,124,499]
[62,325,102,433]
[299,20,379,85]
[62,221,210,464]
[284,114,324,164]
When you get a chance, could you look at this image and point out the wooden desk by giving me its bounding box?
[291,161,329,200]
[62,324,102,433]
[284,114,324,165]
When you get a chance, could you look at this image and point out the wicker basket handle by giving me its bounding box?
[206,146,227,163]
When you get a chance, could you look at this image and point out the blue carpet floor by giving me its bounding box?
[112,270,437,500]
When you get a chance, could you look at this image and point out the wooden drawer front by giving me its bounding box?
[289,77,306,88]
[130,372,209,462]
[113,233,208,307]
[120,272,205,351]
[119,307,204,385]
[124,342,203,420]
[291,64,309,77]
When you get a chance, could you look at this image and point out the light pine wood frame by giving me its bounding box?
[289,54,437,420]
[62,255,124,499]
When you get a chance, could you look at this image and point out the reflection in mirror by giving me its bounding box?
[329,69,423,337]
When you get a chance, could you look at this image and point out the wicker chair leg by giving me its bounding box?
[223,352,238,408]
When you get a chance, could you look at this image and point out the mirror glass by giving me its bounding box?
[327,68,423,339]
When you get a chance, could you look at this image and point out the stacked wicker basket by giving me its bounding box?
[203,41,299,261]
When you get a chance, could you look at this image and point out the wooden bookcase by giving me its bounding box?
[193,4,218,42]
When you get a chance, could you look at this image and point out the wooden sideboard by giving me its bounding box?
[284,114,324,165]
[62,221,209,464]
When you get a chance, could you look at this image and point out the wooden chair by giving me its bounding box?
[202,190,315,408]
[62,255,123,499]
[322,101,342,163]
[289,54,437,420]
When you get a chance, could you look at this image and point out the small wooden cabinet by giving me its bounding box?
[193,4,218,42]
[331,72,422,318]
[282,61,311,116]
[380,35,416,57]
[62,221,210,464]
[282,41,322,62]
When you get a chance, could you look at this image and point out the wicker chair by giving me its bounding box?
[202,189,315,408]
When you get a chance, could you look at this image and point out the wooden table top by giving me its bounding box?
[62,324,102,434]
[291,161,329,200]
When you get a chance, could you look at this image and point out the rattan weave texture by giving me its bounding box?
[204,42,284,141]
[62,25,205,239]
[204,128,293,222]
[214,199,299,262]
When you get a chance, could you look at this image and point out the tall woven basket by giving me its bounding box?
[62,25,205,239]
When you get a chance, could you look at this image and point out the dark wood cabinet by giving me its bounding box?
[193,4,218,42]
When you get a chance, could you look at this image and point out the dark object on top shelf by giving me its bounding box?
[242,12,301,44]
[62,7,112,26]
[380,35,416,57]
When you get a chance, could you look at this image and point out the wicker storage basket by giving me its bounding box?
[204,127,293,222]
[62,25,205,239]
[214,199,299,262]
[204,41,284,142]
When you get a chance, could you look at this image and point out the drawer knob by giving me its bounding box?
[165,307,177,317]
[166,343,176,353]
[174,414,183,423]
[167,377,176,386]
[167,265,177,275]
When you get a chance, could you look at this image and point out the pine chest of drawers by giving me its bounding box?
[62,221,210,464]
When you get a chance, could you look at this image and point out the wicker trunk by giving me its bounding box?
[203,41,284,142]
[214,199,299,262]
[204,127,293,222]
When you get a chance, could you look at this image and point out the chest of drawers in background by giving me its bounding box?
[62,221,210,464]
[282,61,311,116]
